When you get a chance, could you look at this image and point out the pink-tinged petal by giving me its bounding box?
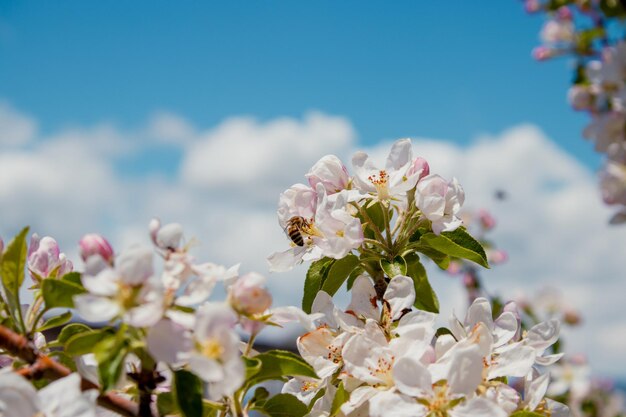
[79,234,114,264]
[385,138,413,171]
[276,183,318,228]
[369,391,427,417]
[449,398,507,417]
[525,372,550,411]
[267,247,307,272]
[447,344,484,396]
[74,294,119,323]
[306,154,350,194]
[0,370,41,417]
[384,275,415,320]
[393,356,432,397]
[488,342,536,379]
[147,319,192,365]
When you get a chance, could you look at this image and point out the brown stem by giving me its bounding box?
[0,324,138,417]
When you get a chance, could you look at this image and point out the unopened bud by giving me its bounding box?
[229,272,273,315]
[79,233,114,264]
[524,0,541,13]
[478,209,496,230]
[557,6,573,21]
[408,157,430,181]
[532,46,557,61]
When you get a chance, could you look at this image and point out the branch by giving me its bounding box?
[0,324,138,417]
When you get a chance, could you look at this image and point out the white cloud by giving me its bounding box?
[0,105,623,377]
[0,102,37,146]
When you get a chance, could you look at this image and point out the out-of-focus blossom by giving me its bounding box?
[0,371,98,417]
[541,19,575,44]
[27,234,73,282]
[228,272,273,316]
[600,161,626,206]
[79,233,114,264]
[74,246,164,327]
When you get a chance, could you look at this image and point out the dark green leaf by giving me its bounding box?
[330,381,349,416]
[321,254,359,297]
[94,330,128,392]
[157,392,177,416]
[254,394,308,417]
[247,350,317,387]
[363,202,386,239]
[302,257,335,313]
[405,253,439,313]
[346,265,364,290]
[380,255,407,278]
[175,369,204,417]
[0,227,29,329]
[65,328,112,356]
[413,246,450,270]
[60,272,83,286]
[37,310,72,332]
[420,228,489,268]
[42,279,86,309]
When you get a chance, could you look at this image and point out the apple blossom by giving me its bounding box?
[227,272,273,315]
[306,154,351,194]
[27,234,73,281]
[415,174,465,235]
[352,138,426,204]
[0,371,98,417]
[79,233,114,264]
[74,245,164,327]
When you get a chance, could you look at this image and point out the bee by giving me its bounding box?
[285,216,310,247]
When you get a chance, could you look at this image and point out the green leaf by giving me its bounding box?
[0,227,29,329]
[247,350,317,387]
[60,271,83,286]
[420,228,489,268]
[244,356,262,380]
[48,350,77,371]
[41,279,86,309]
[346,265,364,290]
[56,323,92,344]
[174,369,203,417]
[321,254,359,297]
[405,253,439,313]
[330,382,349,416]
[413,246,450,270]
[94,330,128,392]
[37,310,72,332]
[380,255,407,278]
[362,202,386,239]
[157,392,177,416]
[302,257,335,313]
[64,328,112,356]
[254,394,308,417]
[510,412,544,417]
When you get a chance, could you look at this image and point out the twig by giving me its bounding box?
[0,324,138,417]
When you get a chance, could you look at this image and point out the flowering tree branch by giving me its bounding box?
[0,324,138,417]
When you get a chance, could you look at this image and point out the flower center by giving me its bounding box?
[117,283,140,310]
[325,343,343,364]
[368,354,395,386]
[301,381,319,392]
[368,170,391,200]
[198,338,224,360]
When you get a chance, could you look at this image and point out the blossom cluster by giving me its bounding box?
[268,138,465,272]
[283,274,569,416]
[525,0,626,224]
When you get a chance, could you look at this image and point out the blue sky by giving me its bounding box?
[0,0,596,170]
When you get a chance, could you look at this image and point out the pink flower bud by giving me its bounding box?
[532,46,556,61]
[488,249,508,264]
[557,6,573,21]
[229,272,273,315]
[79,233,114,264]
[524,0,541,13]
[306,155,350,194]
[28,234,73,280]
[407,157,430,181]
[478,209,496,230]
